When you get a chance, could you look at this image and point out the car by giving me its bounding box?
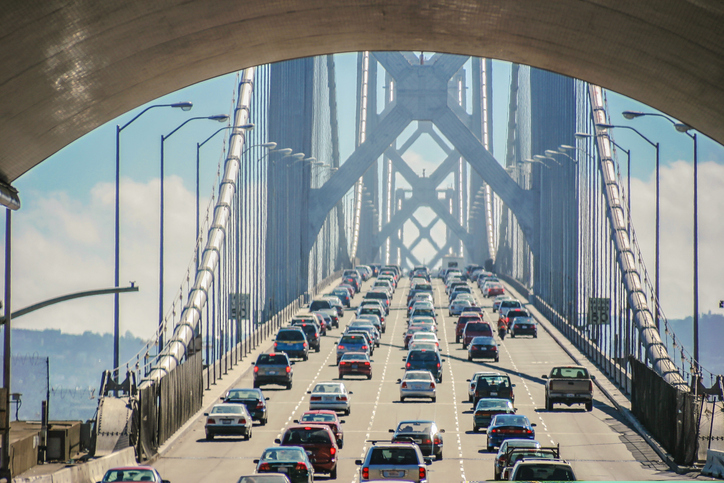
[453,293,476,306]
[357,313,384,334]
[461,321,494,349]
[309,297,335,313]
[448,285,473,302]
[373,279,395,294]
[363,290,391,313]
[508,459,576,481]
[499,445,561,480]
[204,403,253,440]
[274,327,309,360]
[355,305,386,331]
[408,340,439,352]
[99,467,169,483]
[221,388,269,425]
[483,282,505,298]
[346,329,376,355]
[468,336,499,362]
[276,424,339,478]
[456,313,483,343]
[290,321,321,352]
[470,372,515,405]
[492,295,514,312]
[237,475,291,483]
[462,306,484,317]
[408,316,437,332]
[403,325,433,349]
[449,299,472,316]
[404,349,444,383]
[317,307,340,328]
[389,420,445,459]
[509,316,537,338]
[467,371,500,402]
[494,439,541,480]
[296,409,346,448]
[313,310,334,332]
[355,442,432,482]
[254,446,314,483]
[339,351,372,379]
[328,288,351,307]
[336,334,371,364]
[407,293,434,314]
[398,370,437,402]
[322,296,345,317]
[347,322,380,347]
[486,414,536,452]
[472,398,516,432]
[253,352,294,389]
[498,308,530,332]
[409,305,436,321]
[308,381,353,415]
[498,299,524,319]
[408,300,434,317]
[410,332,439,349]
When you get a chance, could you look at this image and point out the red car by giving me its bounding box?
[456,314,483,343]
[338,352,372,379]
[462,321,494,349]
[484,283,505,298]
[276,424,339,478]
[296,410,346,448]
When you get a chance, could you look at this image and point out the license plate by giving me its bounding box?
[222,419,232,424]
[268,371,277,375]
[278,466,290,474]
[352,364,358,369]
[384,470,404,477]
[491,392,498,396]
[566,393,575,398]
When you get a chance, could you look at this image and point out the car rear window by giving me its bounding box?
[466,323,492,334]
[477,375,511,388]
[365,292,388,300]
[340,336,364,344]
[257,354,289,364]
[283,428,331,444]
[551,367,589,378]
[227,389,259,399]
[369,447,419,465]
[309,300,332,310]
[277,330,305,341]
[301,413,336,422]
[408,351,438,361]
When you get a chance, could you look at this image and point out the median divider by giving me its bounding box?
[13,447,135,483]
[702,449,724,478]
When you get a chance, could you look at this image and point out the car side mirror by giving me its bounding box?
[440,429,446,433]
[203,413,209,416]
[306,390,311,394]
[349,391,353,394]
[340,420,346,424]
[253,459,260,464]
[531,423,537,427]
[274,438,281,444]
[424,457,433,465]
[355,459,363,465]
[293,419,299,423]
[541,375,548,379]
[389,429,395,433]
[396,379,401,384]
[265,397,270,400]
[592,375,596,380]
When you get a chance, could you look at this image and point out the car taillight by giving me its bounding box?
[338,345,345,350]
[364,361,370,366]
[589,380,593,392]
[274,342,278,348]
[295,462,307,471]
[238,418,246,424]
[340,361,347,365]
[315,333,319,338]
[259,462,271,471]
[437,362,441,369]
[207,418,216,424]
[401,382,408,388]
[430,382,436,389]
[256,400,264,408]
[362,345,368,350]
[330,447,336,455]
[303,342,308,348]
[423,438,431,444]
[492,346,498,351]
[491,428,499,433]
[286,366,291,373]
[406,362,411,368]
[362,467,369,479]
[253,366,259,373]
[336,395,348,401]
[419,467,426,480]
[434,436,441,444]
[311,396,321,401]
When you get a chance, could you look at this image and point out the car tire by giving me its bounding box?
[345,408,350,416]
[436,451,443,461]
[510,332,515,338]
[286,382,293,390]
[545,395,552,411]
[367,374,372,380]
[315,346,321,353]
[468,354,472,361]
[473,425,478,432]
[432,396,436,403]
[330,466,337,479]
[400,397,405,402]
[253,381,260,389]
[261,417,267,426]
[339,374,344,379]
[468,395,473,403]
[245,428,252,440]
[487,444,494,452]
[586,401,593,412]
[303,353,309,361]
[534,333,538,338]
[462,343,467,349]
[495,356,499,362]
[206,433,214,440]
[456,336,460,343]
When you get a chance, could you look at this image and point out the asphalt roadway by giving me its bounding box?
[151,276,697,482]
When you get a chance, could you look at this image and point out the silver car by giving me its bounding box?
[355,442,432,482]
[204,403,253,440]
[398,370,437,403]
[307,382,353,415]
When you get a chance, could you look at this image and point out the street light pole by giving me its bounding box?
[595,122,661,329]
[159,114,229,350]
[113,101,192,380]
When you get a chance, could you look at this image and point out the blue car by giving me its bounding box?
[486,414,536,452]
[274,327,309,361]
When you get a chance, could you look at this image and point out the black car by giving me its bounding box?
[470,373,515,406]
[389,419,445,460]
[467,336,499,362]
[221,387,269,425]
[253,352,294,389]
[405,349,444,383]
[291,321,321,352]
[510,316,537,338]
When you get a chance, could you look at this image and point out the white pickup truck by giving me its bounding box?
[542,365,594,411]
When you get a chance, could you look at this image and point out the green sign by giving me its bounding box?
[588,297,610,326]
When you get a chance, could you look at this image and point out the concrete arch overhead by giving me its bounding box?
[2,0,722,185]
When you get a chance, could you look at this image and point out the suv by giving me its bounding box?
[252,353,294,389]
[355,442,432,482]
[274,327,309,360]
[309,298,334,312]
[336,334,370,364]
[471,372,515,406]
[276,424,339,479]
[291,321,321,352]
[461,321,494,349]
[405,349,444,383]
[456,313,483,343]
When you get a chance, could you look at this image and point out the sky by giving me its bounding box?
[1,54,722,365]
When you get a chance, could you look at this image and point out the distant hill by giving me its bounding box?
[666,312,724,379]
[1,329,148,421]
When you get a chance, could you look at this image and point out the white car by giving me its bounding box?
[449,299,472,316]
[308,382,353,415]
[204,403,253,440]
[410,332,439,349]
[408,340,439,352]
[398,370,437,402]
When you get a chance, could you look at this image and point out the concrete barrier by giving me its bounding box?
[13,447,136,483]
[702,448,724,478]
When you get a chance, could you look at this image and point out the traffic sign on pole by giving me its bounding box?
[229,294,250,320]
[588,297,610,326]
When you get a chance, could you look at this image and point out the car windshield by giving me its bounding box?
[102,469,157,482]
[369,447,419,465]
[313,383,342,394]
[226,389,259,399]
[210,405,245,414]
[257,354,288,364]
[301,413,336,422]
[262,448,305,461]
[283,428,331,444]
[396,421,432,433]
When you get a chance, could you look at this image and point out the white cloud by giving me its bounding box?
[629,160,724,319]
[2,175,201,340]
